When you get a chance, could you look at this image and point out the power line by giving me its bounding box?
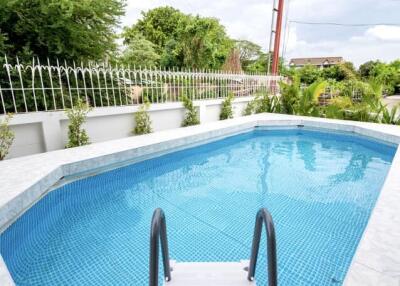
[281,0,291,60]
[289,20,400,27]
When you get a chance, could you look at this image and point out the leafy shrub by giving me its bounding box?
[347,103,379,122]
[297,64,321,84]
[133,101,152,135]
[181,95,200,126]
[324,95,382,123]
[65,98,92,148]
[0,114,15,160]
[324,97,353,120]
[243,99,255,116]
[220,93,234,120]
[277,71,400,125]
[254,92,271,113]
[243,91,274,116]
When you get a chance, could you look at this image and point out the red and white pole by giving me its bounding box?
[271,0,284,75]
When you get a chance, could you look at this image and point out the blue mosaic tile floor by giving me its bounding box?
[0,129,396,285]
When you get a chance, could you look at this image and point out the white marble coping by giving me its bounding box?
[0,113,400,285]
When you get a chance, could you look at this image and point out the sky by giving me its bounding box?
[121,0,400,66]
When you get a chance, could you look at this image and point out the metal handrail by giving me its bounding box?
[149,208,171,286]
[247,208,277,286]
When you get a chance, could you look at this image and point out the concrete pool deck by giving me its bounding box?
[0,113,400,285]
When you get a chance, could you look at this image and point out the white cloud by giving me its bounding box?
[366,25,400,41]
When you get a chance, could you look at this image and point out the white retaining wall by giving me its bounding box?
[3,97,252,159]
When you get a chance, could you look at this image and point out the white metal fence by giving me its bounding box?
[0,56,283,114]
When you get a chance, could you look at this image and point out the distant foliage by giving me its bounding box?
[0,114,15,160]
[134,101,152,135]
[359,61,380,79]
[65,98,92,148]
[181,95,200,126]
[220,93,234,120]
[291,60,400,96]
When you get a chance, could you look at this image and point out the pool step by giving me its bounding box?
[165,260,255,286]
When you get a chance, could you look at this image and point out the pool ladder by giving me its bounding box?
[148,208,277,286]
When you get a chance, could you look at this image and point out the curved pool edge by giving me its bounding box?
[1,113,400,285]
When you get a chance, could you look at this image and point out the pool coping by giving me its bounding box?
[1,113,400,285]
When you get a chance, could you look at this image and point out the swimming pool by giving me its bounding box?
[0,128,396,285]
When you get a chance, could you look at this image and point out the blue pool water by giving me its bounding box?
[0,128,396,285]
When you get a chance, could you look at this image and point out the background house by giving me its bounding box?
[289,57,344,69]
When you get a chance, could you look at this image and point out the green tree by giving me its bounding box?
[124,7,187,53]
[123,6,188,68]
[359,60,380,78]
[235,40,263,70]
[245,52,287,74]
[246,52,270,73]
[0,32,8,54]
[160,39,183,67]
[120,33,160,67]
[124,7,233,69]
[0,0,125,61]
[322,62,357,81]
[179,16,233,69]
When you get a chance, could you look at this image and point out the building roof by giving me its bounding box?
[289,57,343,66]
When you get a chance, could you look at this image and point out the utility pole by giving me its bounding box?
[268,0,284,75]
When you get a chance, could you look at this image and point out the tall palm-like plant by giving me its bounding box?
[279,77,300,114]
[295,81,327,116]
[280,78,326,116]
[380,104,400,125]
